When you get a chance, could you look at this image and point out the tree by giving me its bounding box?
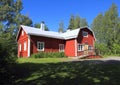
[80,18,88,27]
[58,21,64,33]
[103,3,119,52]
[91,13,104,43]
[0,0,32,37]
[34,22,49,31]
[68,15,88,30]
[74,15,80,29]
[0,0,33,84]
[68,15,75,30]
[91,3,120,55]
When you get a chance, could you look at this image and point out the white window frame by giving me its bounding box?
[22,30,24,36]
[19,44,21,52]
[78,44,84,51]
[24,42,27,51]
[59,44,64,52]
[37,41,44,51]
[82,31,88,37]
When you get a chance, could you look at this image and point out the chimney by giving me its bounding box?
[40,21,45,31]
[67,28,71,32]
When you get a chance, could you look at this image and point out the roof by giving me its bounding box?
[16,25,95,41]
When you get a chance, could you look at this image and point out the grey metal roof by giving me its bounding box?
[16,25,95,41]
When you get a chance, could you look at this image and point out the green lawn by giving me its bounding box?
[17,58,72,64]
[8,58,120,85]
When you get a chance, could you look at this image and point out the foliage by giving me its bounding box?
[68,15,75,30]
[68,15,88,30]
[58,21,65,33]
[0,0,32,84]
[95,43,110,55]
[30,52,66,58]
[0,0,32,36]
[92,3,120,55]
[0,37,17,84]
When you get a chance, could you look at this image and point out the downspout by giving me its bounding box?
[28,35,30,57]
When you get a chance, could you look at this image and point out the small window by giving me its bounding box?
[59,44,64,52]
[88,46,93,50]
[24,42,26,51]
[82,31,88,37]
[37,42,44,51]
[78,44,84,51]
[19,44,21,52]
[22,30,24,36]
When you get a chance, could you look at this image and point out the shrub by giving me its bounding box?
[0,37,17,84]
[30,52,66,58]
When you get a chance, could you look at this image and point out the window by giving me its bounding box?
[24,42,26,51]
[37,42,44,51]
[78,44,84,51]
[88,46,93,50]
[59,44,64,52]
[82,31,88,37]
[19,44,21,52]
[22,30,24,36]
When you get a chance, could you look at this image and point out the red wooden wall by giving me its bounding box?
[17,28,28,57]
[65,39,76,57]
[30,35,65,54]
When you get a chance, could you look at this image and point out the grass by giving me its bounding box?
[17,58,72,63]
[5,58,120,85]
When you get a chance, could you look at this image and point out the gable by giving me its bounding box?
[77,27,95,44]
[16,27,27,41]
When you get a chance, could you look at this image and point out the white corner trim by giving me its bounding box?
[28,35,30,57]
[75,39,77,56]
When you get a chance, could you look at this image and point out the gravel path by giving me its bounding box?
[66,57,120,64]
[99,56,120,61]
[67,56,120,62]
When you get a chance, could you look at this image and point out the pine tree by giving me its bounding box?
[74,15,80,29]
[58,21,64,33]
[0,0,32,37]
[68,15,88,30]
[80,18,88,27]
[68,15,75,30]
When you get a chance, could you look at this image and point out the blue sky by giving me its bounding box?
[21,0,120,31]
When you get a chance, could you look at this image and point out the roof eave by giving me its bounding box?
[28,33,65,40]
[16,26,22,41]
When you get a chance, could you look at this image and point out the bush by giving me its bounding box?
[30,52,66,58]
[0,37,17,84]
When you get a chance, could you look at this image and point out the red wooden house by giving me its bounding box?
[16,23,95,58]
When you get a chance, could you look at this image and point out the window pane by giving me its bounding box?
[19,44,21,51]
[78,44,84,51]
[59,44,64,52]
[82,31,88,37]
[37,42,44,51]
[24,42,26,51]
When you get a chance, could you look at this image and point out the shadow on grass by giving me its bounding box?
[9,60,120,85]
